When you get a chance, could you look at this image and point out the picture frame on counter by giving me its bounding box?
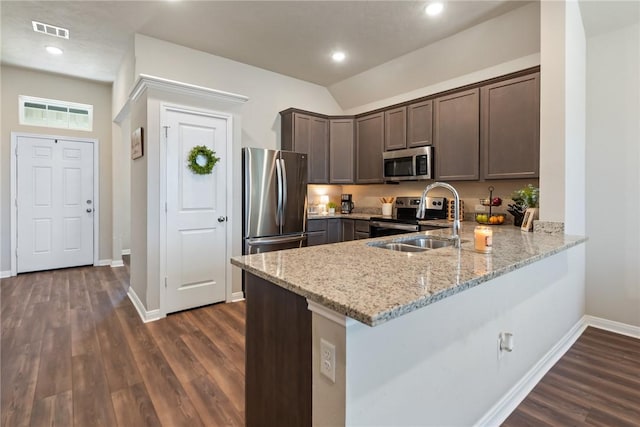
[521,208,538,232]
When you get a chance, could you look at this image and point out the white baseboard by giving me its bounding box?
[475,317,588,427]
[230,291,245,302]
[122,249,131,256]
[585,315,640,338]
[127,286,163,323]
[475,314,640,426]
[96,259,112,267]
[0,270,12,279]
[110,260,125,268]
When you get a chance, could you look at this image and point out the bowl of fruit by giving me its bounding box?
[479,197,503,207]
[475,213,506,225]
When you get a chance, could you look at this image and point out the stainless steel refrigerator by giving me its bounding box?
[242,147,307,255]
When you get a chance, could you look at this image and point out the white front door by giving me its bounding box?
[17,136,94,273]
[165,108,228,314]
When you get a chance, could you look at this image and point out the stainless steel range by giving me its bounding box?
[370,196,448,237]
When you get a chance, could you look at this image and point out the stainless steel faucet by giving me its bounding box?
[418,182,461,247]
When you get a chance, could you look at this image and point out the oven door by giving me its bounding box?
[370,221,419,238]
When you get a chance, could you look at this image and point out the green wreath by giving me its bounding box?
[187,145,220,175]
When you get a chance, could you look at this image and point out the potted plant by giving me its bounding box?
[511,184,539,209]
[327,202,337,215]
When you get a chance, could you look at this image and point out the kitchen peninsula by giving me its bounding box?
[231,225,587,426]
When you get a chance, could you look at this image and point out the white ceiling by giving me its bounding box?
[1,0,530,86]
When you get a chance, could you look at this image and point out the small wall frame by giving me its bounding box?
[131,127,144,160]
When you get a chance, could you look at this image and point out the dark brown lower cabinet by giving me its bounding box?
[355,220,370,239]
[342,219,355,241]
[245,274,312,427]
[327,219,342,243]
[307,218,350,246]
[307,219,327,246]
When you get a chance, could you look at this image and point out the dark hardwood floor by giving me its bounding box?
[503,327,640,427]
[1,262,245,427]
[2,262,639,427]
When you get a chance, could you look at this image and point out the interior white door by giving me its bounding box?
[165,108,228,314]
[17,136,94,273]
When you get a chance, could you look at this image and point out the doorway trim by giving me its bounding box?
[158,103,234,318]
[10,132,100,276]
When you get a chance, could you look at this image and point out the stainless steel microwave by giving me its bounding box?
[382,146,432,181]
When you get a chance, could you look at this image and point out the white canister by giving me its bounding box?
[382,203,393,216]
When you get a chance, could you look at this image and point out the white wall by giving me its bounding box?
[330,2,540,112]
[134,34,344,146]
[313,245,586,425]
[563,1,586,236]
[585,22,640,327]
[120,34,345,309]
[0,65,113,272]
[539,1,568,223]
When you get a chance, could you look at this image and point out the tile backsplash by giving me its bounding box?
[308,179,539,220]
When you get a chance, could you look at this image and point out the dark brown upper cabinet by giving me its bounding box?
[281,111,329,184]
[329,119,355,184]
[407,100,433,148]
[356,112,385,184]
[481,72,540,180]
[384,106,407,151]
[433,88,480,181]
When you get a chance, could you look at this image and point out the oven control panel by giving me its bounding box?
[395,197,446,210]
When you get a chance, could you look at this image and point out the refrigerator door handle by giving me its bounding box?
[280,159,288,226]
[275,158,283,226]
[246,234,307,246]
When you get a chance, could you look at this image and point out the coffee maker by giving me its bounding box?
[341,194,354,214]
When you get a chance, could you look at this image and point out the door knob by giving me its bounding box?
[86,208,93,213]
[218,216,227,223]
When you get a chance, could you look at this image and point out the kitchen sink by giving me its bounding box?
[377,243,429,253]
[398,237,456,249]
[368,236,462,252]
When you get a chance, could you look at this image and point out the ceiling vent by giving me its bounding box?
[32,21,69,39]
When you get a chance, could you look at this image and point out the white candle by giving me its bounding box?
[474,226,493,253]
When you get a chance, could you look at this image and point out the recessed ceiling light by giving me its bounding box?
[425,2,444,16]
[45,46,63,55]
[332,51,346,62]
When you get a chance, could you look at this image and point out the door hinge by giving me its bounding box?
[165,202,167,213]
[163,126,169,139]
[14,198,17,208]
[164,277,168,289]
[15,248,18,257]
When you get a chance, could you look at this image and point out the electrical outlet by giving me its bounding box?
[498,332,514,360]
[320,338,336,382]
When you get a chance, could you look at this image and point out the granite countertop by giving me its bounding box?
[231,225,586,327]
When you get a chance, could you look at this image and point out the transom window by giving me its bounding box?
[19,95,93,131]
